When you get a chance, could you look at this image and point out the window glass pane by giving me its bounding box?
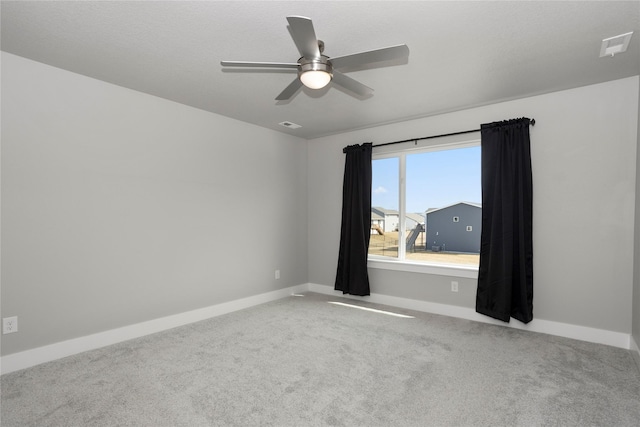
[369,157,399,259]
[405,146,481,266]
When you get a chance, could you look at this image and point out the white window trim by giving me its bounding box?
[368,257,478,279]
[369,134,481,277]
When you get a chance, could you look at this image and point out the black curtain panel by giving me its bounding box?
[476,118,534,323]
[335,143,373,296]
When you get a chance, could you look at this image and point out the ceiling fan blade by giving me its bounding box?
[287,16,321,59]
[275,78,303,101]
[221,61,298,69]
[332,71,373,97]
[330,44,409,69]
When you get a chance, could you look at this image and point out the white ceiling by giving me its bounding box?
[2,1,639,139]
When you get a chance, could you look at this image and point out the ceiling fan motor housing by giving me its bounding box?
[298,55,333,77]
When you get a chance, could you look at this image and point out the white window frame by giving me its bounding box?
[368,134,481,279]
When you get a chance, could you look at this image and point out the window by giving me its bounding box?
[368,140,481,272]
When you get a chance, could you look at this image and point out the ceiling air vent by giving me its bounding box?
[600,32,633,57]
[279,121,302,129]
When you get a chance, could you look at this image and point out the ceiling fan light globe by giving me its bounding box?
[300,70,332,89]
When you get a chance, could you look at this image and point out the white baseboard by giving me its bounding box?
[308,283,632,350]
[631,335,640,373]
[0,284,307,375]
[1,282,633,375]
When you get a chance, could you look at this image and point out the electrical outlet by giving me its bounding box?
[275,269,280,280]
[3,316,18,334]
[451,281,459,292]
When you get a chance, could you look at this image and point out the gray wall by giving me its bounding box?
[633,78,640,362]
[1,53,309,355]
[426,204,481,253]
[309,76,639,334]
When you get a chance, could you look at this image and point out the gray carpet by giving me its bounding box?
[2,292,639,426]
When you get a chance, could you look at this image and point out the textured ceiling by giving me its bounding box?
[2,1,639,139]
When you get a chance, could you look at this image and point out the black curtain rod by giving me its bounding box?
[373,118,535,148]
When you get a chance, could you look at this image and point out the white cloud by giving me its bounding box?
[373,186,388,194]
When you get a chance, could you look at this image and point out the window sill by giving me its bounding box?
[367,258,478,279]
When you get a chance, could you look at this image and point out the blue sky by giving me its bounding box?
[372,146,481,213]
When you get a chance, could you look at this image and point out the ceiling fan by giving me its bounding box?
[220,16,410,101]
